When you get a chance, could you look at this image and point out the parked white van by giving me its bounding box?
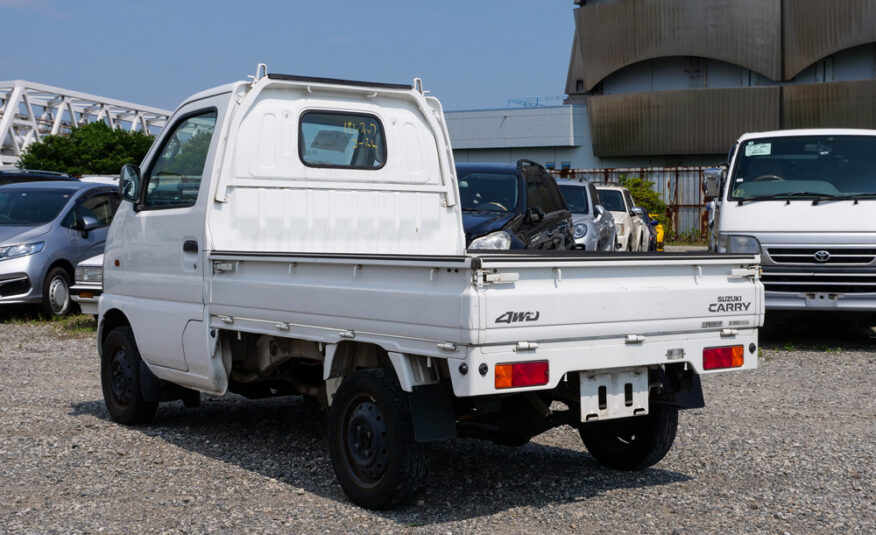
[706,129,876,313]
[98,66,763,509]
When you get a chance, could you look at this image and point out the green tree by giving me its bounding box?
[618,175,674,239]
[17,122,154,176]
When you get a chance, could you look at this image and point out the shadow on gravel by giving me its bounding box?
[70,396,690,523]
[760,311,876,350]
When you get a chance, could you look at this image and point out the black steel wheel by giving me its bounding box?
[328,369,427,509]
[578,404,678,471]
[101,326,157,424]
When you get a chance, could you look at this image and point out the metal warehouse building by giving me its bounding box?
[449,0,876,169]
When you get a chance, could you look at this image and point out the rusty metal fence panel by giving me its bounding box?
[550,167,709,238]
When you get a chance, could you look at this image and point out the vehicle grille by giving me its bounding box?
[0,275,31,297]
[766,247,876,265]
[762,272,876,294]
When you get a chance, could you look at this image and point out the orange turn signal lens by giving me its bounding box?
[494,361,549,389]
[703,345,744,370]
[79,292,94,299]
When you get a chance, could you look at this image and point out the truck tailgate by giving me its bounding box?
[474,254,763,344]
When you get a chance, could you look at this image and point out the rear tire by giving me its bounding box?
[101,327,158,424]
[578,404,678,470]
[40,266,72,317]
[328,369,427,509]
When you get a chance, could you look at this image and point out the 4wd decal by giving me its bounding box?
[709,295,751,313]
[495,311,540,324]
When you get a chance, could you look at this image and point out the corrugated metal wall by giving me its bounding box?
[550,167,709,237]
[570,0,782,92]
[784,79,876,128]
[587,87,780,157]
[784,0,876,79]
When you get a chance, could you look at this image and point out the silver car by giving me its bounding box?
[0,181,120,316]
[556,179,617,251]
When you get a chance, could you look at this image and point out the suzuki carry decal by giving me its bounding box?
[495,311,540,324]
[709,295,751,313]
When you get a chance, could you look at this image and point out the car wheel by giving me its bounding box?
[328,369,427,509]
[578,404,678,470]
[40,266,72,317]
[101,326,158,424]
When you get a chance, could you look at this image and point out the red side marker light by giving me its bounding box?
[495,361,549,389]
[703,345,744,370]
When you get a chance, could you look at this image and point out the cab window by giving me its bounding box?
[299,111,386,169]
[144,110,217,208]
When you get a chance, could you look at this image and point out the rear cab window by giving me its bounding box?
[299,111,386,169]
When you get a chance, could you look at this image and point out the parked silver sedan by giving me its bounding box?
[0,181,120,316]
[556,179,617,251]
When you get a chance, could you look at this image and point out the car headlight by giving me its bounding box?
[0,241,45,261]
[75,266,103,283]
[469,231,512,250]
[573,223,587,239]
[716,235,761,254]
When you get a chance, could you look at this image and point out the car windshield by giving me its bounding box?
[0,188,73,225]
[458,171,519,212]
[597,189,625,212]
[729,135,876,200]
[558,184,589,214]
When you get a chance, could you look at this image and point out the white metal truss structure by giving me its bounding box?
[0,80,172,166]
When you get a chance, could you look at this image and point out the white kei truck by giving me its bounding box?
[98,66,763,509]
[705,128,876,315]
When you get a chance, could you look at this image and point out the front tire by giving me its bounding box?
[40,266,72,317]
[328,369,427,509]
[578,404,678,470]
[101,327,158,424]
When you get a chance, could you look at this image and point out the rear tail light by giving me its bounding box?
[703,345,744,370]
[495,361,549,389]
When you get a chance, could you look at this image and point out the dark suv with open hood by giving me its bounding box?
[457,160,574,250]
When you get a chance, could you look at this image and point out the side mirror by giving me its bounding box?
[704,167,724,200]
[594,205,604,218]
[79,215,99,238]
[526,206,545,223]
[119,163,142,204]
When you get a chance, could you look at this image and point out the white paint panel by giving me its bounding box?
[211,187,461,255]
[256,112,277,169]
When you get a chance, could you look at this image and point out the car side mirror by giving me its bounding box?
[119,163,142,204]
[79,215,99,238]
[526,206,545,223]
[594,205,604,218]
[704,167,724,200]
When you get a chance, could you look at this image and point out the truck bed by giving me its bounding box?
[208,250,763,394]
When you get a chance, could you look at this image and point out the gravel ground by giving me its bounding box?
[1,312,874,534]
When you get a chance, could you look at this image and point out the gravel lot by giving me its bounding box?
[1,311,874,534]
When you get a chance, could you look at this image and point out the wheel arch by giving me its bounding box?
[98,308,131,358]
[47,258,75,278]
[324,341,440,394]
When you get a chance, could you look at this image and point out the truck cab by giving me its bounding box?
[706,128,876,312]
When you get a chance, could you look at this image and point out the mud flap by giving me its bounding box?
[652,372,705,410]
[409,383,457,442]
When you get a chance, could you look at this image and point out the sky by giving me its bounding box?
[0,0,576,113]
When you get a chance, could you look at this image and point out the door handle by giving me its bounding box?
[183,240,199,253]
